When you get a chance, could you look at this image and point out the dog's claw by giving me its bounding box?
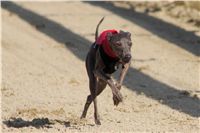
[95,119,101,125]
[80,115,85,119]
[80,112,86,119]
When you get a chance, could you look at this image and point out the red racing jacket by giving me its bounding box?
[96,29,118,58]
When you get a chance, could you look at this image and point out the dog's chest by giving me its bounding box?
[99,46,120,74]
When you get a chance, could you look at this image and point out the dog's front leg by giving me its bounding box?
[93,70,123,106]
[93,49,122,105]
[116,62,131,90]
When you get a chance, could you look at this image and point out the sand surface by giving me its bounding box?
[1,1,200,133]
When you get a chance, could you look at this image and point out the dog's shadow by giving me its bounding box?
[3,117,70,128]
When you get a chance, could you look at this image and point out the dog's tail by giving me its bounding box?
[95,17,105,41]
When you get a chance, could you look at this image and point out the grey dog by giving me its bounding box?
[81,17,132,125]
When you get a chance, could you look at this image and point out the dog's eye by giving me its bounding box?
[115,42,121,46]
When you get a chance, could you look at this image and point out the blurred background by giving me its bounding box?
[1,1,200,133]
[113,1,200,28]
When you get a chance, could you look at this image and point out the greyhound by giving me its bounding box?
[81,17,132,125]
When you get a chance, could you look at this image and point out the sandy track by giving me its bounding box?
[1,2,200,132]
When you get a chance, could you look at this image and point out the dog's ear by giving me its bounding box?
[119,30,125,34]
[126,32,131,38]
[120,30,131,38]
[107,32,113,41]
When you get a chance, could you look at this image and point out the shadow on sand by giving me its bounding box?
[3,117,70,128]
[86,1,200,56]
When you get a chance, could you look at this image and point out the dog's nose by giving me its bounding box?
[125,54,131,59]
[123,54,131,63]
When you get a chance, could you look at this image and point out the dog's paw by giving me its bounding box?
[113,91,123,106]
[113,96,119,106]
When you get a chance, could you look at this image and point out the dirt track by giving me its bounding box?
[1,2,200,133]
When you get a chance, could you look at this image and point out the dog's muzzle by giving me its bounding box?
[122,54,131,63]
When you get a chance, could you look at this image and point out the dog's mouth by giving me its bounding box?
[122,59,131,63]
[122,54,131,63]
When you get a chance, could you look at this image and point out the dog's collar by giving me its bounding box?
[102,38,118,58]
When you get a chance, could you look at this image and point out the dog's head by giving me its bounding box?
[107,30,132,63]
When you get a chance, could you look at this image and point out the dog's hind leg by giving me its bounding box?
[81,50,96,119]
[93,79,107,125]
[80,75,95,119]
[81,78,107,125]
[81,95,93,119]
